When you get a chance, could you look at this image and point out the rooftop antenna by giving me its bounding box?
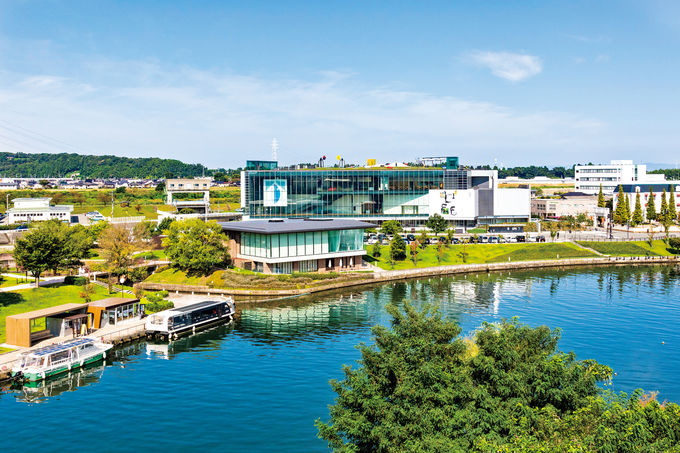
[271,138,279,162]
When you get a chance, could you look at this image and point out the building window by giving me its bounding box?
[299,259,318,272]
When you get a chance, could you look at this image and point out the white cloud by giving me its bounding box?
[467,51,543,82]
[0,59,609,168]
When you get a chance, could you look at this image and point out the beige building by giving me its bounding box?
[532,192,608,219]
[165,178,211,213]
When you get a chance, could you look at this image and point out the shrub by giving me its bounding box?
[145,299,174,313]
[64,276,89,286]
[669,237,680,253]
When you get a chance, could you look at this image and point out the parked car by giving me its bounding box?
[488,236,499,244]
[438,236,447,243]
[516,235,526,243]
[406,234,416,242]
[14,224,28,231]
[536,235,546,242]
[451,237,460,244]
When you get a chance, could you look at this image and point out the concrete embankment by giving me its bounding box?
[136,255,680,300]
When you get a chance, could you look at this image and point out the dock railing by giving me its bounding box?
[95,322,146,344]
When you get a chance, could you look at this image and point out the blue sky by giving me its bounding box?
[0,0,679,169]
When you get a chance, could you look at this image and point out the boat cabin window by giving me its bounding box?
[149,315,165,325]
[80,343,95,352]
[50,350,71,364]
[22,356,45,367]
[169,314,190,329]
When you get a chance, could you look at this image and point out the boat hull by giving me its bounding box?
[13,350,109,382]
[146,313,234,342]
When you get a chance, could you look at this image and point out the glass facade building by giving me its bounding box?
[243,169,472,220]
[240,229,363,259]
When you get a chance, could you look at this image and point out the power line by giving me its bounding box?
[0,118,83,153]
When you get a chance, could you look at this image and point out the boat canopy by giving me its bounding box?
[22,338,95,357]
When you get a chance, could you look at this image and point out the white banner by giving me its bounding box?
[428,189,476,219]
[263,179,288,207]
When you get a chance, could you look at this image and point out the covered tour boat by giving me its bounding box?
[11,338,113,382]
[145,299,235,341]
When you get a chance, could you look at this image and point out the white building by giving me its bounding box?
[574,160,666,194]
[613,183,680,218]
[7,198,74,224]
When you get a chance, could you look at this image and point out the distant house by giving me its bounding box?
[7,198,74,224]
[0,252,16,269]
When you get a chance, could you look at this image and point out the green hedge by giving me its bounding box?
[63,276,89,286]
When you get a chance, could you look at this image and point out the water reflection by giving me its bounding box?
[145,323,235,359]
[8,362,107,403]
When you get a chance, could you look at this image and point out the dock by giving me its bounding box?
[0,318,148,382]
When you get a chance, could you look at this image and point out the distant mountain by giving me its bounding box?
[0,152,221,179]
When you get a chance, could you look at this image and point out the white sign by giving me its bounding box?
[263,179,287,207]
[428,190,476,219]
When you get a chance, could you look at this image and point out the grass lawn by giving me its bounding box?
[0,276,26,288]
[371,242,598,270]
[135,250,167,260]
[145,268,226,286]
[576,240,675,257]
[73,204,161,219]
[0,283,114,347]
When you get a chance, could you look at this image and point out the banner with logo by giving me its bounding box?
[263,179,288,207]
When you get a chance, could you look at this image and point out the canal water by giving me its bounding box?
[2,265,680,452]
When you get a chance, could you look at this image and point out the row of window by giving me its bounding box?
[240,230,364,259]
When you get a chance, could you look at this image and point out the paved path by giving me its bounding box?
[0,275,66,292]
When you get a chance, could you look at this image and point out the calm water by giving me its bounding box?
[2,265,680,452]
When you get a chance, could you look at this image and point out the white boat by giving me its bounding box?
[11,338,113,382]
[145,299,235,341]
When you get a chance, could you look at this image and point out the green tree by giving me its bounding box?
[646,187,657,222]
[613,185,629,224]
[425,213,448,235]
[631,192,644,226]
[380,220,402,236]
[660,189,669,223]
[156,217,174,233]
[163,219,229,275]
[624,193,631,222]
[87,220,109,241]
[13,223,62,286]
[669,185,677,223]
[418,230,428,248]
[370,242,381,258]
[389,234,406,261]
[597,184,605,207]
[446,228,454,246]
[316,303,615,452]
[99,224,140,292]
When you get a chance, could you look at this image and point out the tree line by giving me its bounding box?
[0,152,223,179]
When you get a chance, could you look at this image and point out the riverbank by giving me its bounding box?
[136,255,680,300]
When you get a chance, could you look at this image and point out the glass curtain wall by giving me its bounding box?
[246,169,453,218]
[241,230,362,258]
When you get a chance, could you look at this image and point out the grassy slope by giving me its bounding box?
[371,242,597,270]
[144,267,367,290]
[0,284,113,347]
[576,240,675,257]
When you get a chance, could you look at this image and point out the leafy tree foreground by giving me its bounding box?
[316,303,680,452]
